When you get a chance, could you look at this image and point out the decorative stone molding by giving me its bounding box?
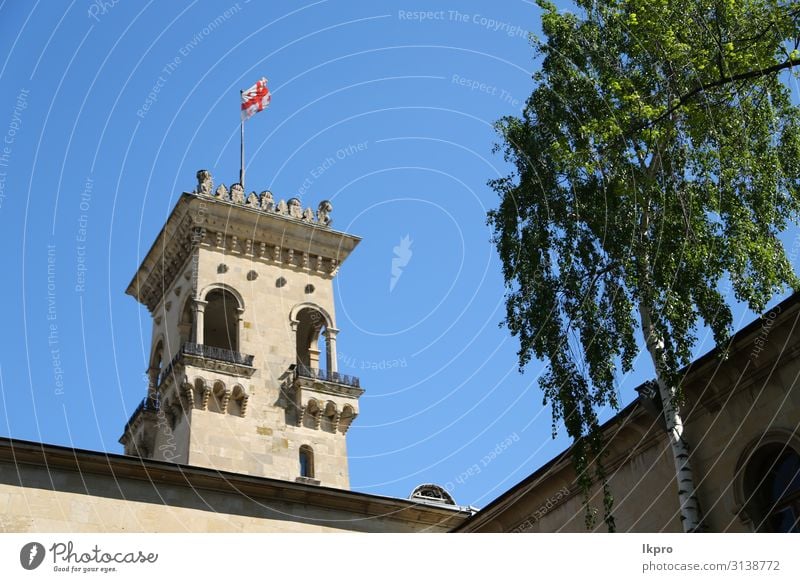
[292,371,362,435]
[127,173,357,314]
[157,365,250,419]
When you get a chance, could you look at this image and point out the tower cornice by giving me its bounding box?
[127,180,361,313]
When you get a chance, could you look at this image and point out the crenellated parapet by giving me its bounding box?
[195,169,334,227]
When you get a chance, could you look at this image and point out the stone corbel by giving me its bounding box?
[220,388,232,413]
[333,411,341,433]
[182,382,195,408]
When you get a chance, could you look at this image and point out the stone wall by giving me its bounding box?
[0,439,469,533]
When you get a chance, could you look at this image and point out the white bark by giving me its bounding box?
[639,300,702,532]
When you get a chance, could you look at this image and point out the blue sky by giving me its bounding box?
[0,0,796,509]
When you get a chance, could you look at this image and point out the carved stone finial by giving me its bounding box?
[317,200,333,227]
[288,197,303,219]
[302,207,315,222]
[215,184,229,200]
[230,183,245,204]
[260,191,274,212]
[196,170,213,196]
[276,199,288,215]
[246,192,259,207]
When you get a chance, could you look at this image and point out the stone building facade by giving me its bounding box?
[456,293,800,533]
[0,438,468,532]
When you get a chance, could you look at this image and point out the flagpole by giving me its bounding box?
[239,90,245,189]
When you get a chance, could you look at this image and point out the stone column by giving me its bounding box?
[324,328,339,373]
[194,299,207,345]
[236,307,245,352]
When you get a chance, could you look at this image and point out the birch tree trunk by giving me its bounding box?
[638,300,702,532]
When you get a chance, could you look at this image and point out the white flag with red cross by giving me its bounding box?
[241,77,271,120]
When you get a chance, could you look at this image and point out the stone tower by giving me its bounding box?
[120,170,363,489]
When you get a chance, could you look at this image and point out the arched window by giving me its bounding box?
[299,446,314,478]
[295,307,329,371]
[148,340,164,391]
[743,444,800,532]
[295,307,324,369]
[203,289,240,352]
[151,340,164,371]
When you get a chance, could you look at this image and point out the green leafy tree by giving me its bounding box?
[489,0,800,532]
